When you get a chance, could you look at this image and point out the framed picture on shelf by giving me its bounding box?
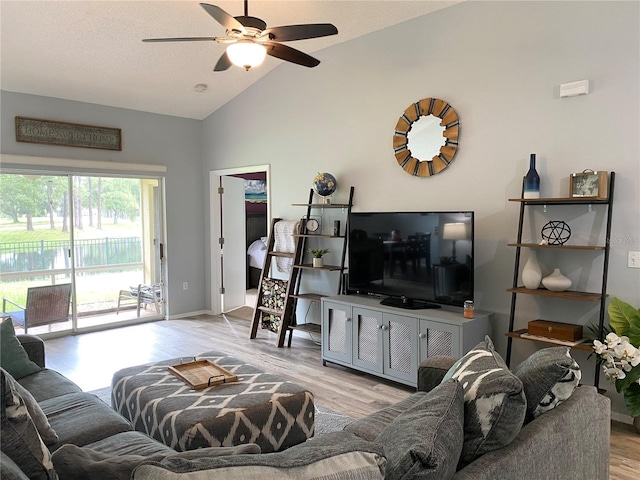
[569,170,608,199]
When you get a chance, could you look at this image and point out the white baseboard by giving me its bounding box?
[167,310,210,320]
[610,410,633,425]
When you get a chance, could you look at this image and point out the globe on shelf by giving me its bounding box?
[312,172,337,204]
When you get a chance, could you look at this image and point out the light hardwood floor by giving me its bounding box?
[42,312,639,479]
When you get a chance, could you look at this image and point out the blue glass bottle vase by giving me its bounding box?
[523,154,540,199]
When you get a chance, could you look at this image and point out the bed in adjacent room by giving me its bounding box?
[246,213,267,288]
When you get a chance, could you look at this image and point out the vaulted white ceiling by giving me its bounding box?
[1,1,460,120]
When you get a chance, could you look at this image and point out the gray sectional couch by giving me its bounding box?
[415,353,611,479]
[1,333,260,480]
[1,330,611,480]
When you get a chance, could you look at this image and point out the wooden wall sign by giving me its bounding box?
[15,116,122,151]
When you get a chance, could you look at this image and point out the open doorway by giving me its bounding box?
[209,165,270,316]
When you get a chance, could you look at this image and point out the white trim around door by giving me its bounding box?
[209,165,270,316]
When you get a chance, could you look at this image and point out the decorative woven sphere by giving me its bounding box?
[541,220,571,245]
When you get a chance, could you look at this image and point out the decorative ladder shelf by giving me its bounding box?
[249,217,305,347]
[249,186,354,348]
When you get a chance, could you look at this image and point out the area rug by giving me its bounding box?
[87,387,353,436]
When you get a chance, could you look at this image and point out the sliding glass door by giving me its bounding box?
[0,172,164,335]
[0,174,73,333]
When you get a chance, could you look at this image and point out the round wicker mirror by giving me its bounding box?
[393,98,460,177]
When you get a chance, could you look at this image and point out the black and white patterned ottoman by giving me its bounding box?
[111,351,315,453]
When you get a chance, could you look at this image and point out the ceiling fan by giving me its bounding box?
[143,1,338,71]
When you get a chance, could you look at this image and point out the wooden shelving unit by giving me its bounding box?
[507,243,606,251]
[287,187,354,341]
[505,172,615,386]
[505,329,593,353]
[505,287,603,301]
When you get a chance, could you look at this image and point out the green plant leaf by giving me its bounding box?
[307,248,329,258]
[607,297,639,338]
[623,382,640,417]
[629,315,640,348]
[617,367,640,393]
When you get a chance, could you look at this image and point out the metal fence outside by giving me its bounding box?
[0,237,142,273]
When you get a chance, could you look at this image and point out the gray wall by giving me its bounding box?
[0,92,205,316]
[202,1,639,416]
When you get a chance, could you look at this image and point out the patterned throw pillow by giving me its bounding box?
[0,369,58,480]
[1,367,58,446]
[514,347,581,422]
[442,336,526,467]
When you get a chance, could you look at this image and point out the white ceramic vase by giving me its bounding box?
[313,258,324,268]
[522,252,542,289]
[542,268,572,291]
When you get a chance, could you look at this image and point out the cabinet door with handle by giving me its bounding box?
[383,313,419,384]
[352,307,384,373]
[418,320,460,363]
[322,301,353,363]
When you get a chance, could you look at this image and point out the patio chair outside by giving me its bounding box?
[2,284,72,333]
[116,284,162,317]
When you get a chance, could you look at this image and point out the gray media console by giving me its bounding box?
[321,295,491,387]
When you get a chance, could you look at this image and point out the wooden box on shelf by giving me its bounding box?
[527,320,583,342]
[569,170,608,200]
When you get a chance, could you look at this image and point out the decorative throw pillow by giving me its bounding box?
[442,336,526,467]
[132,431,385,480]
[514,346,581,422]
[0,369,58,480]
[375,379,464,480]
[0,317,42,380]
[1,367,58,445]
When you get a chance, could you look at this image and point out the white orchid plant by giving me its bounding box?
[591,297,640,417]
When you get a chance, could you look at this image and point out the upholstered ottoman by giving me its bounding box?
[111,351,315,453]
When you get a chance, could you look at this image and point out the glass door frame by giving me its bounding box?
[0,156,167,338]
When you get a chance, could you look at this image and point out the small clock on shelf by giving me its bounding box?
[302,215,322,234]
[569,170,608,199]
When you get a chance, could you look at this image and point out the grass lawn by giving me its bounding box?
[0,216,141,244]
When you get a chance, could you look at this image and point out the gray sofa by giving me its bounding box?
[339,343,611,480]
[1,334,259,480]
[2,333,611,480]
[419,355,611,479]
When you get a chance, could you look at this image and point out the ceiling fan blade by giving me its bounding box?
[214,51,233,71]
[200,3,247,33]
[264,42,320,68]
[263,23,338,42]
[143,37,218,43]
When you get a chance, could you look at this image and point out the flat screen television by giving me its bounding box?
[347,211,474,309]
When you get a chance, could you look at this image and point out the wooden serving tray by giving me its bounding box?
[168,359,238,390]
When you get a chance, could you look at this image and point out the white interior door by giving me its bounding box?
[221,176,246,312]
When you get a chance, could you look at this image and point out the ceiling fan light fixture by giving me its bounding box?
[226,41,266,70]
